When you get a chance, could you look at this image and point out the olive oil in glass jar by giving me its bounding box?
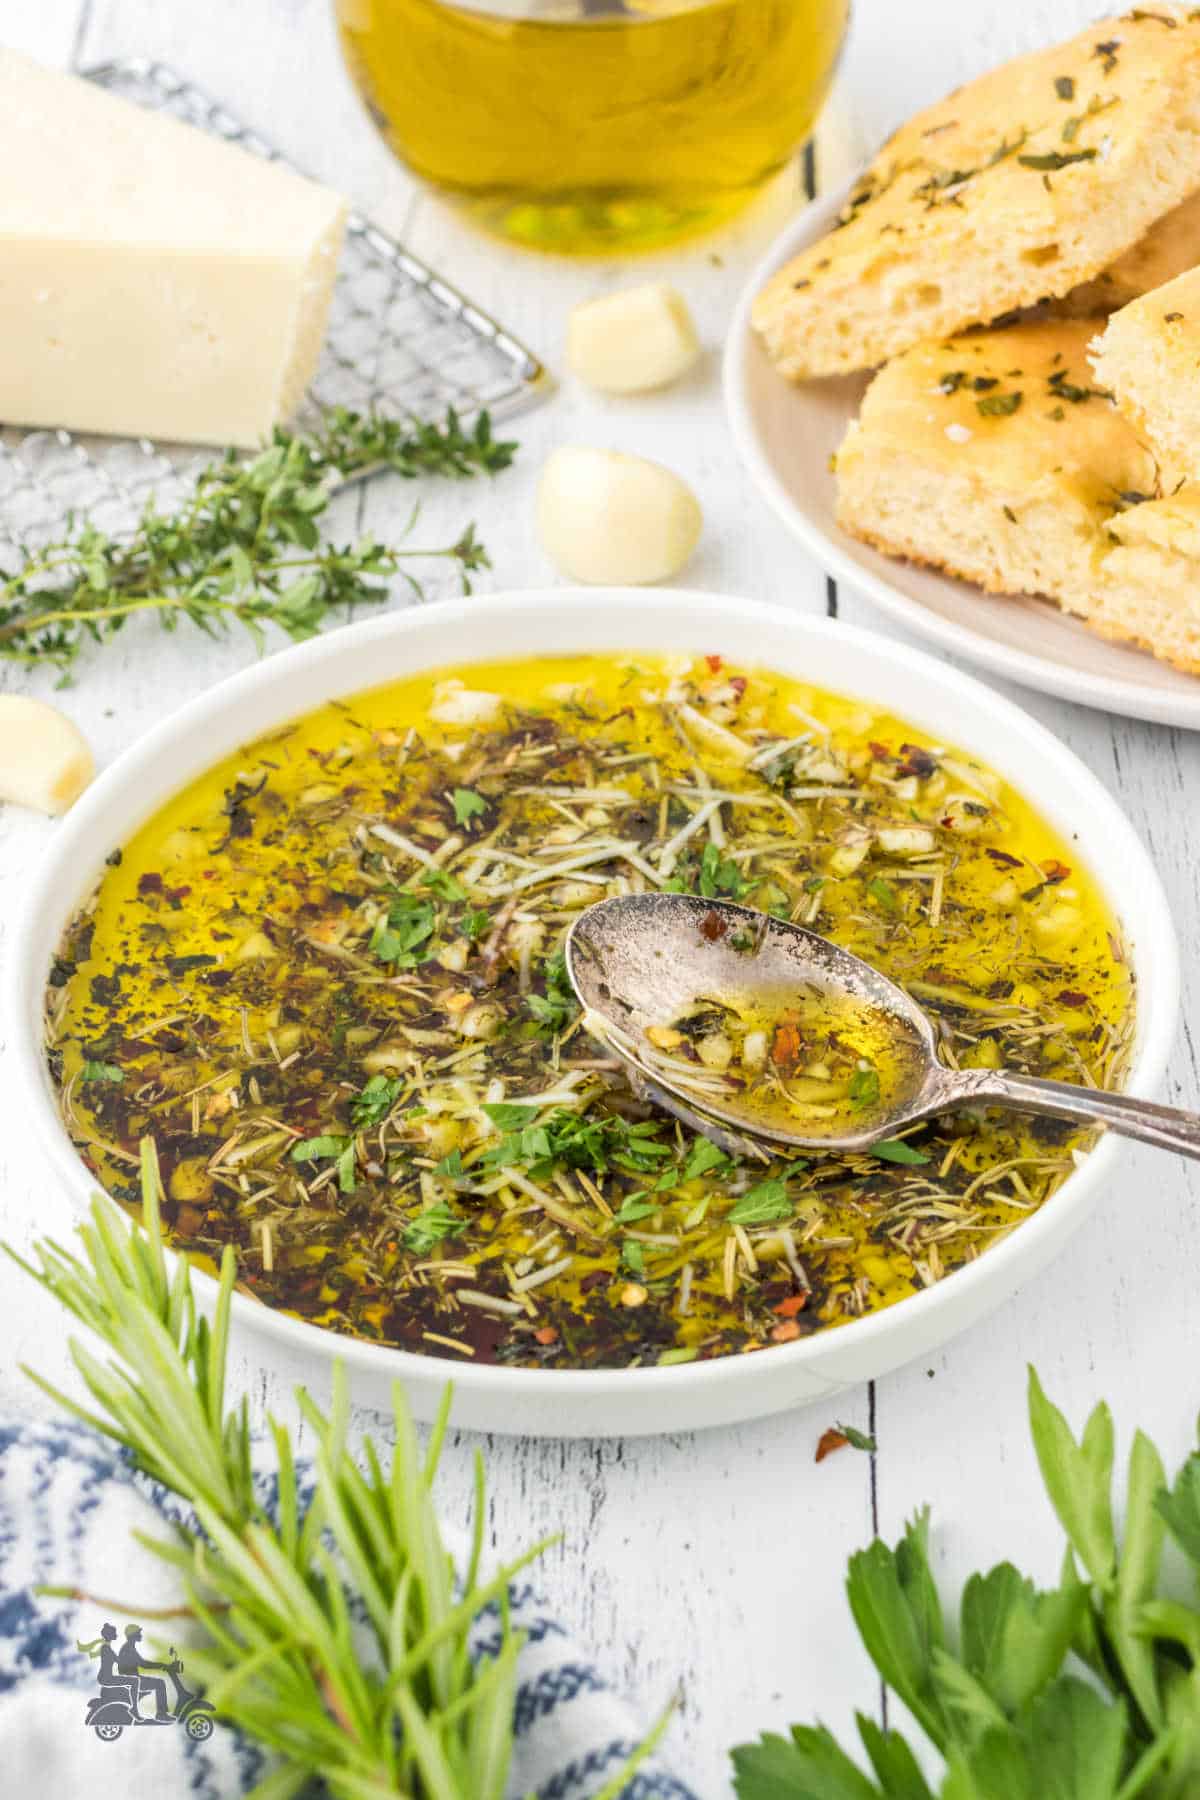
[334,0,849,254]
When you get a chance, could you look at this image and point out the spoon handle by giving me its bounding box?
[945,1068,1200,1160]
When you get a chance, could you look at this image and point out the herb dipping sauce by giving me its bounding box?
[46,654,1133,1369]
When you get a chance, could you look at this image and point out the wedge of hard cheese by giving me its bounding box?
[0,54,347,447]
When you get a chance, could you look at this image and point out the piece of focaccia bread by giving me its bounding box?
[754,10,1200,379]
[1095,488,1200,672]
[835,318,1156,611]
[1062,189,1200,316]
[1089,264,1200,479]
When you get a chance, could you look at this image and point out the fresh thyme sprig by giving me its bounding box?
[0,407,514,677]
[5,1140,666,1799]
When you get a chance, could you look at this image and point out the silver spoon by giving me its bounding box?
[565,892,1200,1160]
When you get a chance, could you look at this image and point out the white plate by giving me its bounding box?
[725,186,1200,730]
[8,591,1178,1437]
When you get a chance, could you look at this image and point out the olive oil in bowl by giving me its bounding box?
[335,0,849,253]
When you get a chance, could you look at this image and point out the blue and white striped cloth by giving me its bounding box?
[0,1416,697,1800]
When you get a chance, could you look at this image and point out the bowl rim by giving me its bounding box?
[9,587,1180,1404]
[722,182,1200,731]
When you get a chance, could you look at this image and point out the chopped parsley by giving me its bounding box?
[351,1074,402,1128]
[404,1201,464,1255]
[451,786,487,827]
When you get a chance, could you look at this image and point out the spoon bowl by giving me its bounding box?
[567,893,1200,1163]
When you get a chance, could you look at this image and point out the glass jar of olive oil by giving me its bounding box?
[334,0,849,254]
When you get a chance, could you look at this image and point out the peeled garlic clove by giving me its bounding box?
[0,695,93,814]
[567,282,700,394]
[537,447,702,585]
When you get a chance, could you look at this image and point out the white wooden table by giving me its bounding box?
[4,3,1200,1793]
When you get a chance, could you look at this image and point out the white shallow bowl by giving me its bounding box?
[725,185,1200,730]
[10,590,1179,1438]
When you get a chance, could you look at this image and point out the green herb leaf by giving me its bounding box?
[421,867,468,901]
[727,1178,792,1227]
[621,1239,645,1277]
[731,1724,883,1799]
[867,877,899,913]
[451,786,487,826]
[976,391,1023,418]
[81,1060,123,1084]
[291,1133,350,1163]
[1027,1367,1116,1589]
[871,1139,931,1165]
[855,1716,935,1799]
[403,1200,465,1255]
[682,1137,732,1182]
[371,891,437,966]
[845,1510,948,1751]
[1155,1451,1200,1566]
[434,1148,464,1178]
[613,1196,659,1224]
[1105,1428,1166,1729]
[849,1067,881,1111]
[836,1423,878,1453]
[461,907,491,941]
[1017,147,1098,170]
[524,948,580,1037]
[351,1074,402,1128]
[0,408,513,677]
[482,1102,540,1130]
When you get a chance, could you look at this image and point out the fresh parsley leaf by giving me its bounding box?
[682,1137,731,1182]
[481,1102,539,1130]
[866,877,898,914]
[292,1134,350,1162]
[460,907,491,941]
[421,867,468,901]
[849,1067,881,1111]
[525,948,580,1036]
[483,1107,671,1178]
[451,786,487,827]
[621,1240,645,1278]
[351,1074,402,1128]
[291,1133,357,1190]
[371,891,437,966]
[1027,1368,1116,1589]
[336,1141,357,1194]
[699,840,757,902]
[613,1197,659,1225]
[731,1722,887,1800]
[403,1200,464,1255]
[727,1177,793,1227]
[871,1139,930,1165]
[81,1060,124,1084]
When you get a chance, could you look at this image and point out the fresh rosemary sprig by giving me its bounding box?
[731,1371,1200,1799]
[0,407,514,677]
[5,1140,665,1799]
